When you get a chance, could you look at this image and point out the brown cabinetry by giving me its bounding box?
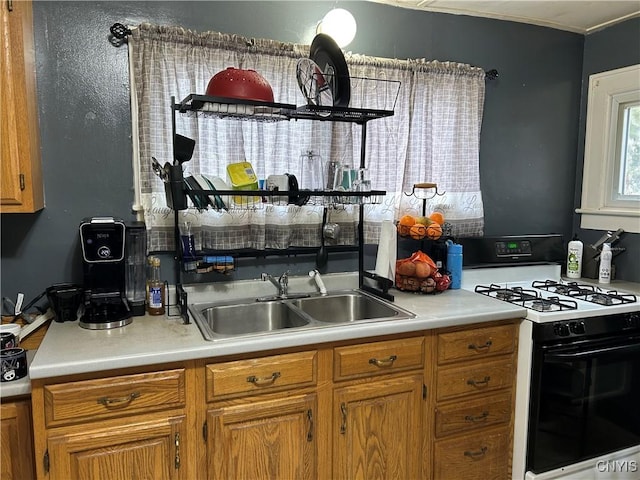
[1,398,36,480]
[29,320,518,480]
[332,337,426,479]
[1,0,44,213]
[430,320,518,480]
[203,350,319,480]
[31,365,191,480]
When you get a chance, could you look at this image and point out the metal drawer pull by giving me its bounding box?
[247,371,281,386]
[340,402,347,434]
[97,391,140,407]
[468,340,492,351]
[467,376,491,387]
[306,409,314,442]
[369,355,397,367]
[464,446,488,458]
[465,411,489,422]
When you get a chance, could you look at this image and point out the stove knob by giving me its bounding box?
[626,313,640,329]
[554,323,570,337]
[570,321,586,335]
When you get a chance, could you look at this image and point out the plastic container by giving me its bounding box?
[598,243,612,284]
[446,240,463,289]
[226,161,259,205]
[566,236,583,279]
[125,223,147,316]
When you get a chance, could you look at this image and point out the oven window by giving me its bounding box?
[528,336,640,473]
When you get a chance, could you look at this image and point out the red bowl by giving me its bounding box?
[206,67,274,103]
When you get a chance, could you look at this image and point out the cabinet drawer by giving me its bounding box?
[437,323,517,365]
[436,357,514,402]
[206,350,317,401]
[433,426,511,480]
[435,392,512,438]
[44,369,186,428]
[334,337,424,381]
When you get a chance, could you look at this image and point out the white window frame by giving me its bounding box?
[578,64,640,233]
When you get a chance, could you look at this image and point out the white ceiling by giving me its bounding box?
[368,0,640,34]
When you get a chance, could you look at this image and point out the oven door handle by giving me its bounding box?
[546,342,640,361]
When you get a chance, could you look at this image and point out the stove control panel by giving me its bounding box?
[495,240,532,258]
[542,313,640,342]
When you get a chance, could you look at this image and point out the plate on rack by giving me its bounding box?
[309,34,350,107]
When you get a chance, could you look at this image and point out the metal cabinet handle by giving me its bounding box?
[306,409,314,442]
[468,340,492,351]
[247,371,281,386]
[340,402,347,434]
[369,354,397,367]
[465,411,489,423]
[464,446,488,458]
[467,376,491,387]
[97,391,140,407]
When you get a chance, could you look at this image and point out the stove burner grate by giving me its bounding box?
[475,284,539,304]
[475,283,579,312]
[532,280,637,307]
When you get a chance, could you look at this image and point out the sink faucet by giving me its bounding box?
[261,271,289,297]
[309,269,327,295]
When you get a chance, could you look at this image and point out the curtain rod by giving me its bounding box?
[108,23,499,80]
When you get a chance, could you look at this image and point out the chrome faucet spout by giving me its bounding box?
[261,271,290,297]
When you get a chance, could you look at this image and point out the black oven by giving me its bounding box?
[526,313,640,474]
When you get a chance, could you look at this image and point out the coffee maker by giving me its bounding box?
[79,217,132,329]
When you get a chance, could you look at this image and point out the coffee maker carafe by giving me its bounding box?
[79,217,132,329]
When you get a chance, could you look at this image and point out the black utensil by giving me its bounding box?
[316,207,329,271]
[174,134,196,165]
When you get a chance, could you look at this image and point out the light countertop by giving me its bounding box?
[27,272,527,382]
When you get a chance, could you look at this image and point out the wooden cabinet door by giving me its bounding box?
[1,399,36,480]
[207,393,317,480]
[333,374,424,480]
[46,415,186,480]
[1,0,43,212]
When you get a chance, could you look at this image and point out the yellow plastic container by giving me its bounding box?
[226,161,259,205]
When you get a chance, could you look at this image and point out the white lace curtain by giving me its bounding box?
[129,23,485,252]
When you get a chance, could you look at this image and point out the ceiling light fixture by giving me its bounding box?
[316,8,357,48]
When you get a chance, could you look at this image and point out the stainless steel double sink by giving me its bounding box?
[188,290,415,341]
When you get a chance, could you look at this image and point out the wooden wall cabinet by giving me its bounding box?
[1,398,36,480]
[1,0,44,213]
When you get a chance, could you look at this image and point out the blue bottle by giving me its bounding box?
[446,241,463,289]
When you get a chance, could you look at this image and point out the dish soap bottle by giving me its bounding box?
[147,256,166,315]
[566,235,583,279]
[598,243,612,284]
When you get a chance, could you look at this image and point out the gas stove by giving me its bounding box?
[459,235,640,480]
[459,235,639,324]
[473,278,639,322]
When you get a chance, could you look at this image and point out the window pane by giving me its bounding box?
[620,103,640,196]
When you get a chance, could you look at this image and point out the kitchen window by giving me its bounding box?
[578,64,640,233]
[128,24,487,251]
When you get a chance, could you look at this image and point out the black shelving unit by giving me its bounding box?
[167,94,396,321]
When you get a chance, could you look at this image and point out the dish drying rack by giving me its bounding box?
[165,85,398,320]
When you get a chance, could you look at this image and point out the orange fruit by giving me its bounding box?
[429,212,445,225]
[409,224,427,240]
[426,222,442,240]
[399,215,416,227]
[397,223,411,236]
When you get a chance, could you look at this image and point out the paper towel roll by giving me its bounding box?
[374,220,397,281]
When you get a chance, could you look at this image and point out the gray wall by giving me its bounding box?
[574,18,640,282]
[1,1,636,303]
